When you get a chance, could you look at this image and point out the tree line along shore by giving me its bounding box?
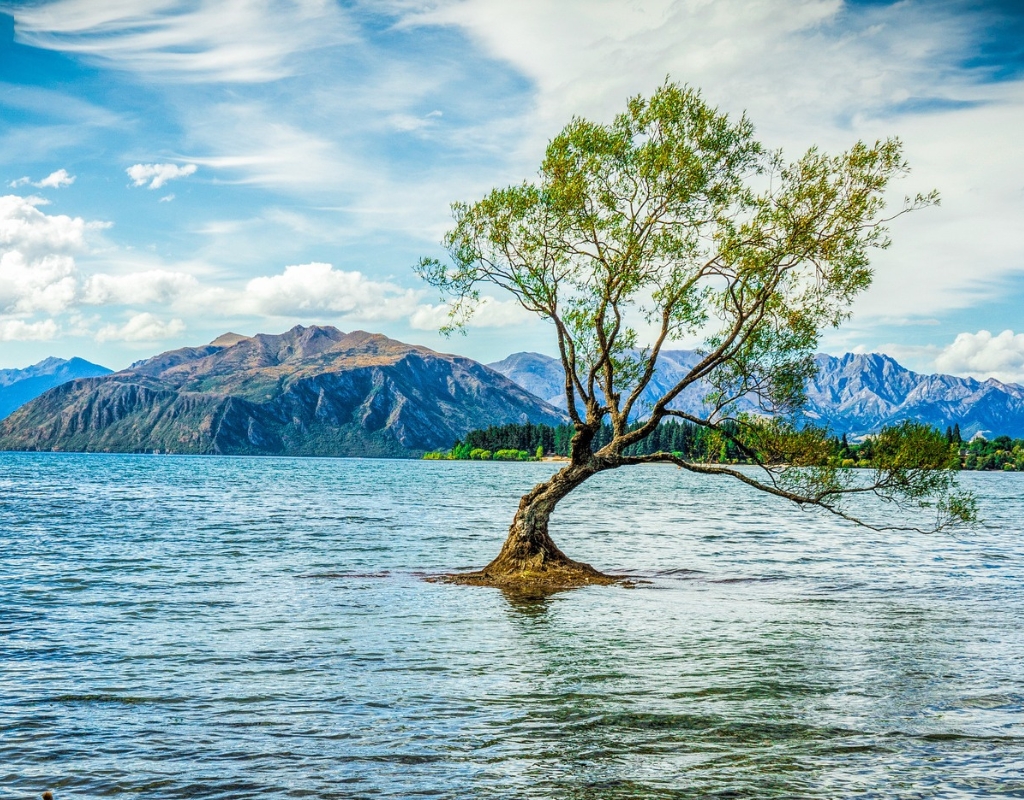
[422,421,1024,472]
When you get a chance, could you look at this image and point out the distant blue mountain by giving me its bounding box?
[0,357,113,420]
[488,351,1024,439]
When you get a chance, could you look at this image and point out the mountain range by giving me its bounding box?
[0,326,566,456]
[487,351,1024,440]
[2,331,1021,457]
[0,357,112,420]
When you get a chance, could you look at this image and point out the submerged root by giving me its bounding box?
[428,555,634,595]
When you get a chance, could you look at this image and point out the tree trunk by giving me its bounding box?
[476,462,611,584]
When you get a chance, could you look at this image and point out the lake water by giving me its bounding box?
[2,453,1023,799]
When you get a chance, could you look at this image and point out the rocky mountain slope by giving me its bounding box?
[489,351,1024,439]
[803,353,1024,438]
[0,326,567,456]
[0,357,112,420]
[487,350,712,417]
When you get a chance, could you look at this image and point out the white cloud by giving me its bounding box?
[0,195,207,335]
[35,169,76,188]
[1,0,1021,367]
[409,295,531,330]
[82,269,199,306]
[159,193,175,202]
[0,318,60,341]
[0,194,92,255]
[96,312,185,342]
[180,99,366,191]
[241,262,421,320]
[6,0,355,84]
[402,0,975,144]
[387,111,444,132]
[0,252,78,315]
[398,0,1024,324]
[935,330,1024,385]
[0,194,91,254]
[8,169,77,189]
[127,163,197,189]
[0,194,96,314]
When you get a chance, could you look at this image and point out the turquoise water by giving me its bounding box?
[2,453,1023,798]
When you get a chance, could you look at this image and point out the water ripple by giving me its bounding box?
[1,453,1023,798]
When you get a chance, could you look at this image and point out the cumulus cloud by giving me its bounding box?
[0,194,91,254]
[81,269,200,306]
[36,169,76,188]
[0,318,60,341]
[0,194,97,314]
[935,330,1024,385]
[409,295,530,330]
[0,252,78,315]
[8,169,76,189]
[126,163,197,189]
[241,262,421,320]
[96,312,185,343]
[0,195,205,345]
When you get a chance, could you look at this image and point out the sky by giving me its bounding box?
[0,0,1022,382]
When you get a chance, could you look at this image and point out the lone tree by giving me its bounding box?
[418,82,975,591]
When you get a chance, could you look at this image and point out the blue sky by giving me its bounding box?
[0,0,1022,382]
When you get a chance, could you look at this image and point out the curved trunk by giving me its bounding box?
[480,462,607,579]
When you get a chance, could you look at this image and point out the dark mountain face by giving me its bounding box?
[0,326,567,456]
[0,357,113,420]
[489,351,1024,439]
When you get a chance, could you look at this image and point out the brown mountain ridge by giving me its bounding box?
[0,325,568,456]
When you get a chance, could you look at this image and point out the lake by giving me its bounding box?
[2,453,1022,798]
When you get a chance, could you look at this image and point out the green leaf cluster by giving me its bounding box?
[418,80,974,533]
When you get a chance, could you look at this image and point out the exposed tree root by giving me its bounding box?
[428,557,635,596]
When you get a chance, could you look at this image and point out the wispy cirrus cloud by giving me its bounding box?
[398,0,1024,326]
[181,105,355,190]
[1,0,1023,370]
[3,0,355,83]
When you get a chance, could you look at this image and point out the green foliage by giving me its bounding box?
[961,434,1024,471]
[418,80,934,428]
[418,80,973,532]
[422,436,536,462]
[433,419,777,463]
[494,449,532,461]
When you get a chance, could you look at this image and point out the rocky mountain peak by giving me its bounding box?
[210,332,251,347]
[0,327,567,456]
